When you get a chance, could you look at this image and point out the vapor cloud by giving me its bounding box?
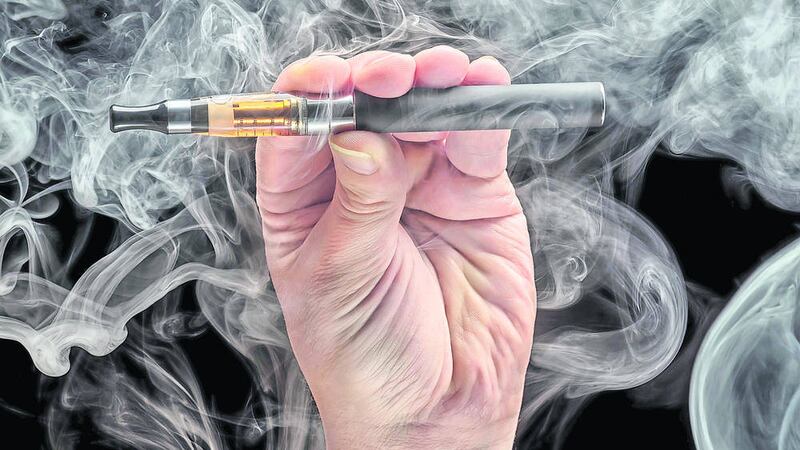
[691,237,800,450]
[0,0,797,448]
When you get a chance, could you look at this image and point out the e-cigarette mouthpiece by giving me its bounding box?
[109,82,606,137]
[110,100,192,134]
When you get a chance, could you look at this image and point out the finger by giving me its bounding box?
[393,45,470,143]
[444,56,511,178]
[414,45,471,87]
[404,141,522,221]
[259,55,351,198]
[256,136,331,196]
[348,51,415,98]
[298,131,408,285]
[272,55,351,94]
[256,137,334,265]
[461,55,511,86]
[258,55,352,265]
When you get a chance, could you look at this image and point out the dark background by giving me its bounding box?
[2,152,797,449]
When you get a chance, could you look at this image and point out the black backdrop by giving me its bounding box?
[2,150,797,449]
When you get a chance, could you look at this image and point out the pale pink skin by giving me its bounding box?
[256,46,536,449]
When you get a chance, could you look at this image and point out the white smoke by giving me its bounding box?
[691,237,800,450]
[0,0,796,448]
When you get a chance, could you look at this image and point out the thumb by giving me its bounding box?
[328,130,408,229]
[304,131,408,280]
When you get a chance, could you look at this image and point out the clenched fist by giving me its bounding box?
[256,46,536,449]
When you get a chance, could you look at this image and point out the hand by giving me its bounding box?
[256,46,536,449]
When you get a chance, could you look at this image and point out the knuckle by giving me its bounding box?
[336,188,397,220]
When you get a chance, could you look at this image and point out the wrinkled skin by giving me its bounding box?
[256,46,536,449]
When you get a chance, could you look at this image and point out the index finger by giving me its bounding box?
[258,56,351,206]
[271,55,351,94]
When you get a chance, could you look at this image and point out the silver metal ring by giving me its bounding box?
[305,94,356,135]
[166,99,192,134]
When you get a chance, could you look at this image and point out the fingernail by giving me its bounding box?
[329,141,378,175]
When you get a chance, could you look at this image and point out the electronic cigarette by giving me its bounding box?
[109,82,605,137]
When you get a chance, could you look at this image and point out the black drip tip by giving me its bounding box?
[109,101,169,134]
